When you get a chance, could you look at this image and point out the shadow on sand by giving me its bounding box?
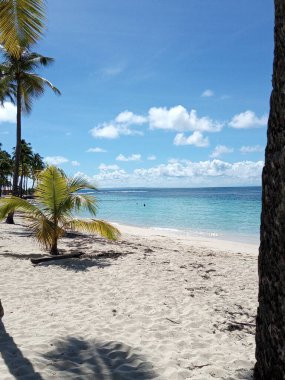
[36,257,112,272]
[43,336,158,379]
[231,368,253,380]
[0,252,45,260]
[0,321,43,379]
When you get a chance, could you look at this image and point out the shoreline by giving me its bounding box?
[112,221,259,255]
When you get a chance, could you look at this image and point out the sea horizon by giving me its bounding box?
[80,186,261,245]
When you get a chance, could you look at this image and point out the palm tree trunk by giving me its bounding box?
[19,167,23,198]
[50,239,59,255]
[254,1,285,378]
[6,78,21,224]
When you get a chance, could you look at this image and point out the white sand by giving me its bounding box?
[0,218,258,379]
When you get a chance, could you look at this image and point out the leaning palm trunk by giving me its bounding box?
[254,1,285,378]
[0,166,120,255]
[6,81,22,224]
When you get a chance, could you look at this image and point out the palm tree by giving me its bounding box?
[0,144,13,197]
[30,152,45,191]
[254,1,285,378]
[0,166,120,255]
[0,0,46,59]
[14,139,33,197]
[0,48,60,222]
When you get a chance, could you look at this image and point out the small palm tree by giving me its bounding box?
[0,166,120,255]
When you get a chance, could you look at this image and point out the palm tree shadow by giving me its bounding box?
[38,257,111,272]
[43,337,158,379]
[0,252,45,260]
[231,368,253,379]
[0,321,43,379]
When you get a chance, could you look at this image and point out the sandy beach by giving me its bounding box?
[0,217,258,380]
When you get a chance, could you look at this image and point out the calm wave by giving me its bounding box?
[80,187,261,244]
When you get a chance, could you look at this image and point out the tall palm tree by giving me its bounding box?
[0,166,120,255]
[254,1,285,378]
[0,0,46,59]
[30,152,45,190]
[13,139,33,196]
[0,48,60,222]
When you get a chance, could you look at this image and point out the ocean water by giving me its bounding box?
[80,187,261,244]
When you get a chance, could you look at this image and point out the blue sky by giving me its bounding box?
[0,0,273,187]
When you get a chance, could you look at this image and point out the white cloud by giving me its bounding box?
[174,131,209,147]
[149,106,223,132]
[87,147,107,153]
[210,145,234,158]
[44,156,69,165]
[94,169,128,182]
[98,163,120,171]
[91,123,120,139]
[229,111,268,129]
[147,155,156,161]
[0,102,16,123]
[240,145,264,154]
[71,161,80,167]
[90,111,146,139]
[201,89,214,97]
[115,111,147,125]
[116,154,141,162]
[133,159,263,184]
[74,159,264,187]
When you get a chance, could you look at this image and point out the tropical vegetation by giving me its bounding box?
[0,48,60,204]
[0,166,120,255]
[0,141,45,197]
[0,143,13,197]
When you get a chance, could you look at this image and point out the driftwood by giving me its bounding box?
[228,320,256,327]
[31,252,84,264]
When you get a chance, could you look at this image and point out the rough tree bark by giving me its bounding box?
[6,78,21,224]
[254,1,285,378]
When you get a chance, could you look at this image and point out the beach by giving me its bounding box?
[0,218,258,380]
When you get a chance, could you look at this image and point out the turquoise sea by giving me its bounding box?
[81,187,261,244]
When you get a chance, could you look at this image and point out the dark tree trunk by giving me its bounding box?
[19,167,23,198]
[50,240,59,255]
[254,1,285,378]
[6,79,21,224]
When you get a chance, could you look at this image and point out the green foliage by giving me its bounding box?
[0,49,61,113]
[0,144,13,195]
[0,166,121,254]
[0,0,46,58]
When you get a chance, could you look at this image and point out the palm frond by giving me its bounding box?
[0,196,44,220]
[0,0,46,58]
[66,193,98,216]
[24,73,61,95]
[68,176,97,193]
[29,217,65,250]
[35,166,68,217]
[23,53,54,70]
[66,219,121,241]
